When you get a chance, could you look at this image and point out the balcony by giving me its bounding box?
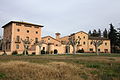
[15,40,21,43]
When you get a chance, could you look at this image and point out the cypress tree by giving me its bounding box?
[98,29,101,37]
[103,28,108,38]
[92,29,98,37]
[88,30,92,36]
[108,24,118,53]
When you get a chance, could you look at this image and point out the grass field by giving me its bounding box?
[0,53,120,80]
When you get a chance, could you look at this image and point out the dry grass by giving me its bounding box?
[0,61,95,80]
[0,54,120,80]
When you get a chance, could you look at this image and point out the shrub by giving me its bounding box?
[86,63,101,69]
[2,52,7,56]
[50,51,53,54]
[0,73,6,79]
[12,51,18,55]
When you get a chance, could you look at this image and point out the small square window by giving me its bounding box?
[27,30,29,33]
[83,42,85,45]
[98,49,100,51]
[25,24,31,27]
[16,36,20,42]
[105,43,107,45]
[90,42,92,45]
[90,48,93,51]
[17,29,20,32]
[16,44,19,49]
[34,26,39,28]
[16,23,21,26]
[104,49,108,52]
[48,38,50,40]
[26,37,29,41]
[36,31,38,34]
[35,38,38,43]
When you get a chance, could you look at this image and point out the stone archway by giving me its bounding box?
[54,49,58,54]
[66,46,70,54]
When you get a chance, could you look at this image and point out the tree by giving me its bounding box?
[103,28,108,38]
[0,36,2,50]
[116,28,120,53]
[108,24,118,53]
[88,30,92,36]
[91,29,100,37]
[61,40,71,54]
[35,40,44,55]
[21,38,33,55]
[92,40,103,55]
[68,33,80,54]
[98,29,101,37]
[0,38,8,54]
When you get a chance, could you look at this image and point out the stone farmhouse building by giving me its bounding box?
[0,21,110,55]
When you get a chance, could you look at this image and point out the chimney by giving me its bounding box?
[55,33,61,40]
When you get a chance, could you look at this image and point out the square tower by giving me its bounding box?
[2,21,43,53]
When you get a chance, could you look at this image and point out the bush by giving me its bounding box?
[50,51,53,54]
[12,51,18,55]
[2,52,7,56]
[86,63,101,69]
[0,73,6,79]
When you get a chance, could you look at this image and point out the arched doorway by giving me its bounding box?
[54,49,58,54]
[66,46,70,54]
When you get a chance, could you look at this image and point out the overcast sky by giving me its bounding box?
[0,0,120,37]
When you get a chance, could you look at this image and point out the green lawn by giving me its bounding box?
[0,54,120,80]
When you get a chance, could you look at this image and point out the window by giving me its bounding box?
[16,23,21,26]
[36,31,38,34]
[27,30,29,33]
[16,44,19,49]
[17,29,20,32]
[43,47,45,50]
[90,48,93,51]
[98,49,100,51]
[34,26,39,28]
[26,37,29,41]
[35,38,38,43]
[90,41,92,45]
[24,24,31,27]
[9,44,11,49]
[6,44,8,50]
[78,36,80,38]
[104,49,108,52]
[105,42,107,45]
[83,42,85,45]
[56,44,58,46]
[48,38,50,40]
[16,36,20,42]
[83,36,85,39]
